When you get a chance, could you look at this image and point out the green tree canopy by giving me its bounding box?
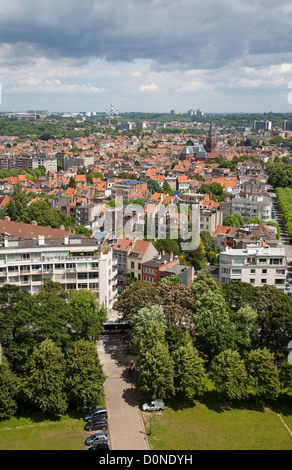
[172,332,207,403]
[156,281,195,331]
[130,305,166,348]
[193,289,236,359]
[21,339,68,414]
[138,337,175,400]
[114,281,158,320]
[223,213,244,227]
[210,349,248,402]
[65,339,105,412]
[198,182,225,201]
[184,239,207,271]
[154,236,180,256]
[147,178,161,193]
[68,289,107,340]
[6,182,29,221]
[0,354,19,419]
[246,348,280,405]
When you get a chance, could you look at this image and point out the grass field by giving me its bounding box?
[0,412,87,450]
[143,392,292,451]
[0,395,292,450]
[144,405,292,450]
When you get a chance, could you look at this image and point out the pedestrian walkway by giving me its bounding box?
[97,335,149,451]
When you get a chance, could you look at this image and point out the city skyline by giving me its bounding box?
[0,0,292,113]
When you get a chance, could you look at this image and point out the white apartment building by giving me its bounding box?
[219,244,287,292]
[0,234,117,316]
[232,195,272,223]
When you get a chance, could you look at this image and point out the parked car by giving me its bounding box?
[84,432,108,447]
[84,418,107,432]
[84,407,107,421]
[286,283,291,290]
[88,442,110,451]
[142,399,164,411]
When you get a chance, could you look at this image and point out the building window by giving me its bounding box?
[270,258,283,265]
[232,269,242,275]
[131,261,135,269]
[261,279,267,284]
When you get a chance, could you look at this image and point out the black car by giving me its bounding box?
[88,442,110,451]
[84,432,108,447]
[84,407,107,421]
[84,418,107,432]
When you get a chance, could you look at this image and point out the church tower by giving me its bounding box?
[205,120,216,153]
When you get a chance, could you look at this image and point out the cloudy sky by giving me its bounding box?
[0,0,292,113]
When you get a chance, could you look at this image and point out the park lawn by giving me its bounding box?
[145,402,292,450]
[0,414,87,450]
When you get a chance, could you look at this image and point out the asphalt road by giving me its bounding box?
[97,335,150,451]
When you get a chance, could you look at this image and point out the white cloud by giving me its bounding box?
[139,83,158,92]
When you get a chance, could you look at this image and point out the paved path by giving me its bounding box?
[97,335,149,451]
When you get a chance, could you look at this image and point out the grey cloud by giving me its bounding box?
[0,0,291,71]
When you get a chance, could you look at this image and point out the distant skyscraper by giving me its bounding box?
[283,120,292,131]
[253,121,272,131]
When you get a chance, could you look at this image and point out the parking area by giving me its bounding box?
[97,335,149,451]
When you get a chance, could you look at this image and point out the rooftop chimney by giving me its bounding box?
[38,235,45,245]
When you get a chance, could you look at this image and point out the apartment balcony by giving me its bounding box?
[111,268,118,279]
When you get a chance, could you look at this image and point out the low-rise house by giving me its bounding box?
[142,252,194,286]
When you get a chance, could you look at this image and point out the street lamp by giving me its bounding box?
[149,415,152,436]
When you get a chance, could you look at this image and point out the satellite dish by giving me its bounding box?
[288,340,292,350]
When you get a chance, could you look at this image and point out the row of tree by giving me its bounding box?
[121,273,292,405]
[275,187,292,238]
[134,315,289,406]
[114,270,292,359]
[0,281,107,419]
[1,338,105,419]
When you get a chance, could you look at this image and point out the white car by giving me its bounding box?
[142,399,164,411]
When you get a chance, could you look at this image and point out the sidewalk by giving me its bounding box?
[97,335,150,451]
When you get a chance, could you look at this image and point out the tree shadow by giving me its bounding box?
[268,393,292,417]
[121,387,140,408]
[101,335,137,371]
[14,407,64,423]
